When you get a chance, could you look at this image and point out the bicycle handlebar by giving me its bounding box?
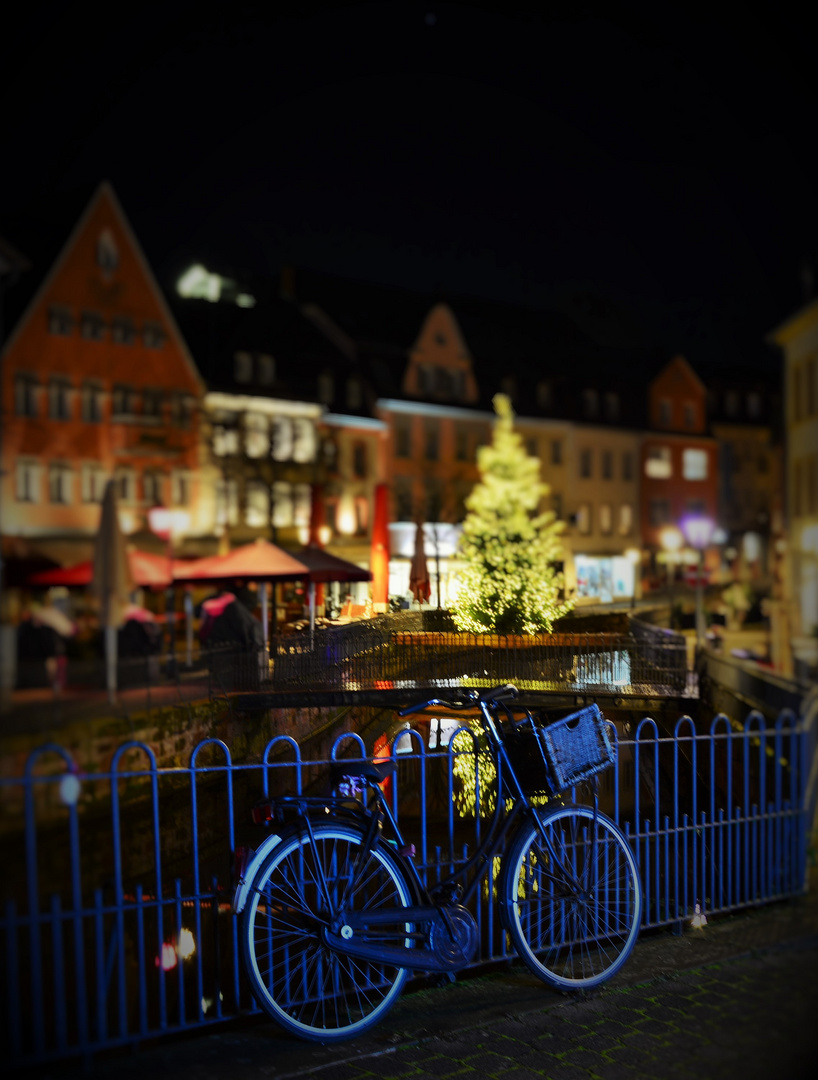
[398,683,518,717]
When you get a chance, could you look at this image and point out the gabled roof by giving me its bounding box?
[1,181,204,394]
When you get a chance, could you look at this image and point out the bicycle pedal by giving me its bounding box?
[430,971,457,988]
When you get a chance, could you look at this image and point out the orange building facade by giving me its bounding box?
[1,183,205,570]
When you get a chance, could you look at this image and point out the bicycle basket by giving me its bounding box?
[503,704,615,795]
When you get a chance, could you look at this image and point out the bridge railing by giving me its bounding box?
[1,697,813,1068]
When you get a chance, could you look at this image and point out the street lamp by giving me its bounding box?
[681,514,715,649]
[148,506,191,675]
[659,526,683,628]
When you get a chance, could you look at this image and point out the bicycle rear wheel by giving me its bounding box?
[501,805,641,991]
[241,822,414,1041]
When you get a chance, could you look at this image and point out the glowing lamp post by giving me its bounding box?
[148,506,191,674]
[681,515,715,648]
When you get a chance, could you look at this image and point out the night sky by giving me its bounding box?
[3,1,816,373]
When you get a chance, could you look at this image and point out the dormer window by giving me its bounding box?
[234,351,252,383]
[658,398,672,426]
[96,229,119,274]
[318,372,334,404]
[501,376,516,400]
[435,332,446,345]
[346,376,362,410]
[257,353,275,385]
[582,388,599,418]
[604,392,620,421]
[537,380,553,410]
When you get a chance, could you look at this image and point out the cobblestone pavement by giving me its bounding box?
[32,878,818,1080]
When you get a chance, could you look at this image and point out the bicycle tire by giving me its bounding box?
[501,804,642,990]
[241,821,414,1041]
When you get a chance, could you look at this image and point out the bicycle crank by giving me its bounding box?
[322,903,478,973]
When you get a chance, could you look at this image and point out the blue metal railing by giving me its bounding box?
[1,702,815,1067]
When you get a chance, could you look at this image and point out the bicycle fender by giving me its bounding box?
[232,832,283,914]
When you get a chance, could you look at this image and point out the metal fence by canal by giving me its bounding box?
[1,693,816,1068]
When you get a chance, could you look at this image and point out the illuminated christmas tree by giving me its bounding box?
[452,393,573,635]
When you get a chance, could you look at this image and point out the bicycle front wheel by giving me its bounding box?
[241,822,414,1042]
[501,805,641,991]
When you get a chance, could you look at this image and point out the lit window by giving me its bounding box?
[216,478,239,527]
[618,504,633,536]
[213,423,240,456]
[112,384,137,418]
[576,503,591,534]
[271,416,293,461]
[115,469,136,503]
[171,470,190,506]
[292,418,317,463]
[599,503,612,535]
[47,377,71,420]
[645,446,672,479]
[81,464,107,503]
[15,460,40,502]
[683,448,708,480]
[143,472,163,506]
[272,481,293,528]
[244,412,269,458]
[245,481,269,528]
[48,463,73,504]
[14,374,39,417]
[293,483,311,528]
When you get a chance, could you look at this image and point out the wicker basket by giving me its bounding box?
[502,704,615,795]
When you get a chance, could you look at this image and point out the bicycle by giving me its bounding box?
[233,684,642,1042]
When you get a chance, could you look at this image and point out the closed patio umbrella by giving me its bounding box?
[409,522,431,605]
[292,545,372,642]
[92,481,134,702]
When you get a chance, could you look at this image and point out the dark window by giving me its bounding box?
[82,382,103,423]
[622,451,634,481]
[394,478,412,521]
[455,426,468,462]
[112,384,137,417]
[395,418,411,458]
[143,323,165,349]
[424,421,439,461]
[580,448,592,478]
[601,450,613,480]
[551,439,562,465]
[14,374,38,417]
[142,389,163,419]
[649,498,671,527]
[352,441,367,479]
[81,311,105,341]
[111,318,135,345]
[47,306,73,335]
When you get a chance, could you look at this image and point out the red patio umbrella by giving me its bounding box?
[28,549,190,589]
